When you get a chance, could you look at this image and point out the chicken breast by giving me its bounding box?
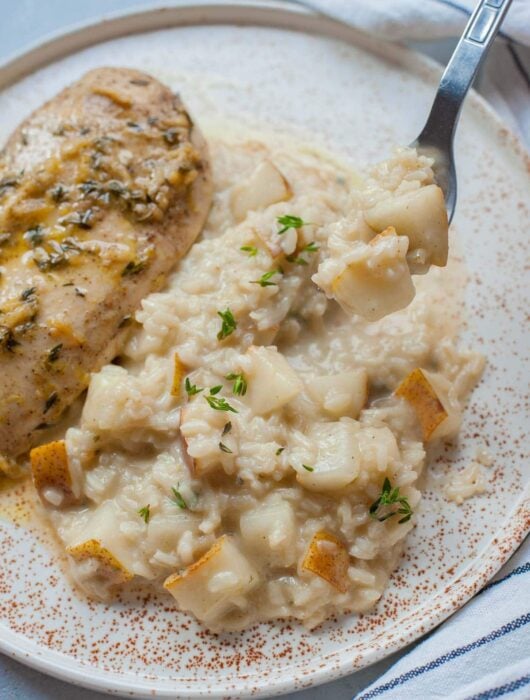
[0,67,212,473]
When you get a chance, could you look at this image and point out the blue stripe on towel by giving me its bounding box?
[357,614,530,698]
[468,674,530,699]
[479,563,530,595]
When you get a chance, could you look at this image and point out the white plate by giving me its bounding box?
[0,3,528,698]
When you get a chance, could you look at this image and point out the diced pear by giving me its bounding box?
[240,497,296,567]
[230,160,292,222]
[364,184,448,273]
[171,353,185,398]
[294,420,360,491]
[66,539,133,586]
[245,345,303,414]
[355,426,400,471]
[331,228,415,321]
[395,368,460,441]
[30,439,79,507]
[301,531,350,593]
[164,536,258,622]
[306,369,368,418]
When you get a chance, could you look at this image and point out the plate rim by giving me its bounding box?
[0,2,528,698]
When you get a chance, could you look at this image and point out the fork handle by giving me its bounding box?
[418,0,513,148]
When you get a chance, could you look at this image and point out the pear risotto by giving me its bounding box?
[31,130,484,631]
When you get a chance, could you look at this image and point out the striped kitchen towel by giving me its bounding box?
[354,537,530,699]
[295,0,530,146]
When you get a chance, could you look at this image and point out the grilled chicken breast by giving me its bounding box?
[0,67,212,473]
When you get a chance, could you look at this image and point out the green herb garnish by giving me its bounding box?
[138,505,150,523]
[303,242,319,253]
[47,344,63,363]
[302,464,314,472]
[225,372,247,396]
[24,225,44,247]
[171,487,188,510]
[277,215,309,235]
[251,269,280,287]
[122,259,146,276]
[219,442,233,453]
[217,308,237,340]
[209,385,223,395]
[240,245,258,257]
[185,377,203,397]
[205,395,238,413]
[276,447,285,456]
[43,391,58,414]
[20,287,37,301]
[369,478,413,524]
[222,421,232,436]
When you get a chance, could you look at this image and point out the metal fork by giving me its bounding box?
[411,0,513,222]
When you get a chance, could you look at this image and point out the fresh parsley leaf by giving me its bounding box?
[251,269,280,287]
[369,478,413,524]
[171,487,188,510]
[138,505,150,523]
[185,377,203,397]
[205,395,238,413]
[240,245,258,257]
[217,308,237,340]
[277,215,309,235]
[225,372,247,396]
[302,464,314,472]
[209,385,223,395]
[219,442,233,453]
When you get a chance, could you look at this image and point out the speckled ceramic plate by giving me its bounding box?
[0,2,528,698]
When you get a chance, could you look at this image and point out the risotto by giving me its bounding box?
[30,129,484,630]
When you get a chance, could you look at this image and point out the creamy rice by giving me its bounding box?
[38,130,484,630]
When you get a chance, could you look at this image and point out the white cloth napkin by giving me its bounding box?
[295,0,530,145]
[289,3,530,699]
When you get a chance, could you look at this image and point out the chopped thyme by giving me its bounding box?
[369,478,413,524]
[251,269,280,287]
[303,241,319,253]
[61,209,94,229]
[222,421,232,436]
[285,254,308,266]
[43,392,59,414]
[49,184,67,202]
[24,225,44,247]
[302,464,314,472]
[138,504,151,523]
[185,377,203,397]
[163,128,180,145]
[277,215,309,235]
[276,447,285,456]
[240,245,258,257]
[225,372,247,396]
[209,385,223,395]
[20,287,37,301]
[171,487,187,510]
[122,259,146,276]
[217,308,237,341]
[47,344,63,363]
[219,442,233,453]
[205,394,238,413]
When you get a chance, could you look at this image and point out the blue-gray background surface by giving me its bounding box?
[0,2,456,698]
